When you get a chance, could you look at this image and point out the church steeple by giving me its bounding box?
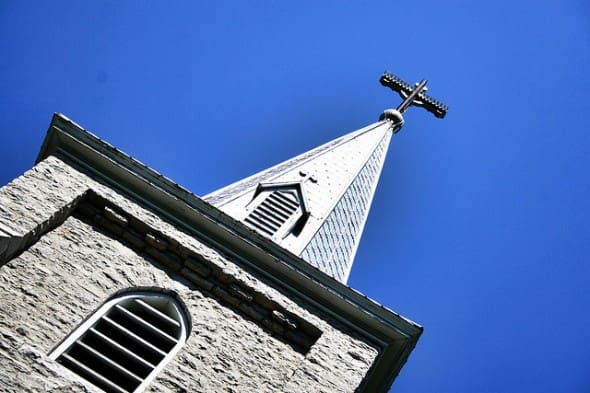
[0,72,445,393]
[204,119,397,283]
[204,72,447,284]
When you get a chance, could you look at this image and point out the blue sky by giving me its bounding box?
[1,1,589,392]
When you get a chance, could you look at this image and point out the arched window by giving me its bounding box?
[50,290,190,393]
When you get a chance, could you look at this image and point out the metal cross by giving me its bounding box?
[380,71,448,119]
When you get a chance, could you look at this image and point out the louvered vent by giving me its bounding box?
[244,190,301,237]
[55,293,187,393]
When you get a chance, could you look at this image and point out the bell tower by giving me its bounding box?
[0,72,446,392]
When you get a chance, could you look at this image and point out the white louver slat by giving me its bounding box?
[60,354,128,393]
[99,316,167,360]
[134,299,180,329]
[244,190,301,238]
[53,292,187,393]
[113,305,178,349]
[88,328,156,370]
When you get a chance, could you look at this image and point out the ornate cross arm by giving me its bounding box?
[380,72,448,119]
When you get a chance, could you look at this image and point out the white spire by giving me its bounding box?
[203,119,396,283]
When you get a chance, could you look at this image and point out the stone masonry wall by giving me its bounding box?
[74,194,321,353]
[0,156,378,392]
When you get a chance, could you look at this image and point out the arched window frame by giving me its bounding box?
[49,289,190,393]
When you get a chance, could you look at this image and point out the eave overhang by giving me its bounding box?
[37,113,422,392]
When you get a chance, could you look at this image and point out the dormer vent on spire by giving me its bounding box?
[243,183,309,241]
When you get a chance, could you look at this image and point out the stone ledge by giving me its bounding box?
[74,192,322,354]
[0,193,87,266]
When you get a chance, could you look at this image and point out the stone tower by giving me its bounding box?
[0,111,421,392]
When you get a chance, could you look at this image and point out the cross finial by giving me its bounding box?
[380,71,448,120]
